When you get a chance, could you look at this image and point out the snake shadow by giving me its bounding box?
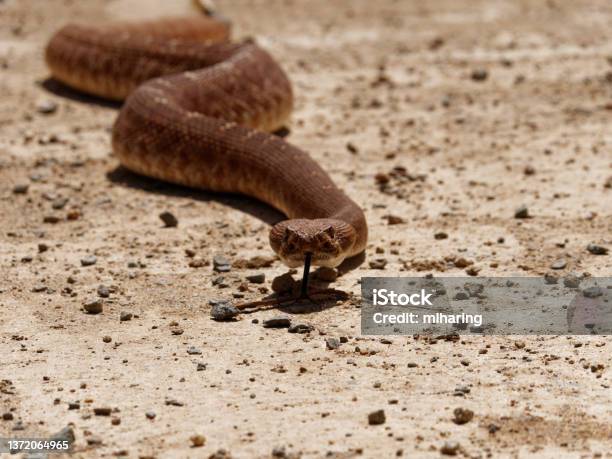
[107,166,366,276]
[40,77,122,109]
[107,165,285,226]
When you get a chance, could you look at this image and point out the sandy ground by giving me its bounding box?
[1,0,612,457]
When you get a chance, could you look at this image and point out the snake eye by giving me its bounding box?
[324,226,335,238]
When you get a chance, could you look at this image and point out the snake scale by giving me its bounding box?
[45,15,367,270]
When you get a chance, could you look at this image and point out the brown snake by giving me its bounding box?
[45,15,367,288]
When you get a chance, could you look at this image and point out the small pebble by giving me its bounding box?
[211,301,239,321]
[263,316,291,328]
[120,311,133,322]
[97,285,110,298]
[325,337,340,350]
[471,69,488,81]
[369,258,387,269]
[583,286,603,298]
[440,441,460,456]
[246,273,265,284]
[288,323,314,334]
[36,99,58,114]
[102,336,112,343]
[83,299,103,314]
[434,231,448,240]
[544,273,558,284]
[452,408,474,425]
[314,267,337,282]
[551,259,567,270]
[81,255,97,267]
[12,184,29,194]
[93,407,112,416]
[187,346,202,355]
[367,409,386,425]
[145,411,156,420]
[159,211,178,227]
[514,205,529,219]
[213,255,231,272]
[271,273,296,293]
[190,434,206,447]
[563,275,581,289]
[587,243,608,255]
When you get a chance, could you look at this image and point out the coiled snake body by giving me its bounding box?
[46,16,367,272]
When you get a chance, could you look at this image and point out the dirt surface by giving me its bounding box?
[1,0,611,457]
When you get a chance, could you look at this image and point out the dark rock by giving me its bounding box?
[43,215,61,224]
[119,311,132,322]
[197,362,207,371]
[211,302,239,321]
[271,273,296,294]
[514,205,529,219]
[325,337,341,350]
[452,407,474,425]
[544,273,558,284]
[434,231,448,240]
[563,275,581,289]
[93,407,111,416]
[49,426,75,444]
[587,244,608,255]
[314,267,338,282]
[213,255,231,272]
[440,441,460,456]
[83,299,103,314]
[288,323,314,334]
[551,259,567,270]
[97,285,110,298]
[246,273,265,284]
[190,434,206,447]
[367,409,386,425]
[80,255,97,267]
[52,197,69,210]
[2,412,13,421]
[159,211,178,227]
[12,184,29,194]
[369,258,387,269]
[583,286,603,298]
[263,316,291,328]
[471,69,488,81]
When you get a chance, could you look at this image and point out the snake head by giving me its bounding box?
[269,218,357,268]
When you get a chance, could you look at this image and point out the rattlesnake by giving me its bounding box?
[45,15,367,271]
